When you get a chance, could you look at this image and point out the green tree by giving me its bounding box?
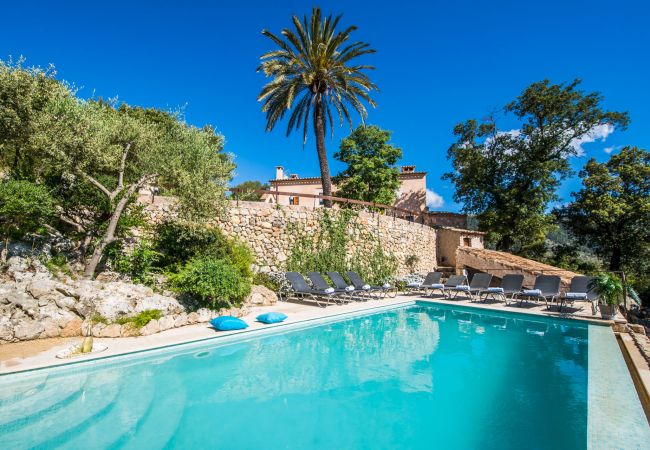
[0,58,65,177]
[334,125,402,206]
[258,7,377,207]
[558,147,649,273]
[0,61,236,277]
[443,79,628,255]
[231,180,269,201]
[0,179,55,262]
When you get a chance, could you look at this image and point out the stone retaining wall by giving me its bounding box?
[140,196,438,276]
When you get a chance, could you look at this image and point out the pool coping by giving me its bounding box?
[0,300,416,377]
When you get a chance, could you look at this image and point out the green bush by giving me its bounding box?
[0,179,55,259]
[170,256,251,309]
[252,272,281,291]
[113,241,160,286]
[154,221,254,277]
[115,309,162,328]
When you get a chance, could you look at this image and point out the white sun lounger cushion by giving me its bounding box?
[429,283,445,289]
[565,292,588,299]
[455,285,470,291]
[324,287,335,294]
[382,283,391,289]
[522,289,542,296]
[362,284,371,290]
[487,287,504,293]
[345,286,355,292]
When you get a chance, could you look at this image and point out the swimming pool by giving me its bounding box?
[1,303,648,449]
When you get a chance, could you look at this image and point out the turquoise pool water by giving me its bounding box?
[1,303,648,449]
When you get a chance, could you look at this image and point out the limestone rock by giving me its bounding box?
[60,317,83,337]
[91,323,106,337]
[14,320,45,340]
[245,285,278,306]
[174,313,188,328]
[98,324,122,338]
[196,308,213,323]
[40,318,60,338]
[158,315,175,331]
[120,323,140,337]
[187,312,199,325]
[0,316,14,342]
[27,279,57,299]
[134,294,184,316]
[140,319,160,336]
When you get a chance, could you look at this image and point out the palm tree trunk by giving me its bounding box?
[313,100,333,208]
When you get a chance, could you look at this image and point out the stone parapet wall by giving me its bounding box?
[140,196,438,276]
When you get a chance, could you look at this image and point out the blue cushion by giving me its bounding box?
[256,312,288,324]
[210,316,248,331]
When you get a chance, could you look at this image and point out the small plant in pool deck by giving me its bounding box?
[588,273,624,319]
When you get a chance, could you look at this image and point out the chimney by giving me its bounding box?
[401,165,416,174]
[275,166,285,180]
[290,174,299,179]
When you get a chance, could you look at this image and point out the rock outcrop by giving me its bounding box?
[1,257,273,344]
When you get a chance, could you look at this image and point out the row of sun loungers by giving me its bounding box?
[283,269,599,313]
[282,271,398,307]
[408,272,599,313]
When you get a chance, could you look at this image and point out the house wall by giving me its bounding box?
[436,227,485,268]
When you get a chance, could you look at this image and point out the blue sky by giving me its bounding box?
[2,0,648,212]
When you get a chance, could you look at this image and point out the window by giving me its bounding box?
[463,237,472,247]
[289,196,299,205]
[316,191,324,206]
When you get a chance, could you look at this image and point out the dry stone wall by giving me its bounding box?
[141,197,438,276]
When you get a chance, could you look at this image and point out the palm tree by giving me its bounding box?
[258,7,377,207]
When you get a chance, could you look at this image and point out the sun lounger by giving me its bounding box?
[559,276,598,314]
[346,271,398,298]
[326,271,368,300]
[307,272,355,302]
[427,274,468,298]
[283,272,347,307]
[479,274,524,305]
[447,273,493,301]
[405,272,443,295]
[515,275,561,308]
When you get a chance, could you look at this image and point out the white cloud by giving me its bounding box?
[604,145,621,154]
[568,123,615,156]
[482,124,616,157]
[426,189,445,209]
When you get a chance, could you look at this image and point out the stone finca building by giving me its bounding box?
[263,165,468,229]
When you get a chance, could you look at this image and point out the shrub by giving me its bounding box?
[115,309,162,328]
[253,272,281,292]
[170,256,251,309]
[154,221,254,277]
[113,241,160,286]
[287,209,398,285]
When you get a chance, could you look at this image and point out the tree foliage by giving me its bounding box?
[334,125,402,206]
[231,180,269,201]
[444,79,628,255]
[258,7,377,206]
[558,147,649,282]
[0,60,235,276]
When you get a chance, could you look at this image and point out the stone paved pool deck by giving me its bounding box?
[0,293,626,375]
